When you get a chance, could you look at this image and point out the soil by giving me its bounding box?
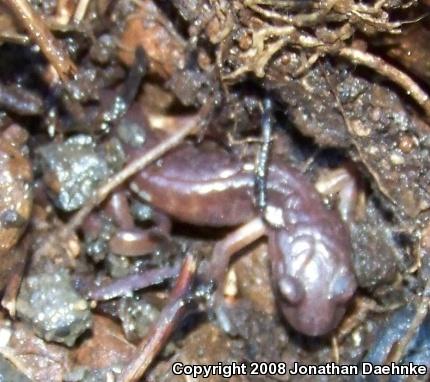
[0,0,429,381]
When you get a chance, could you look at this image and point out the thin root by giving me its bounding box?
[339,47,430,120]
[3,0,76,82]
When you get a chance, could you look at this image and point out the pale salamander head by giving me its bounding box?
[270,225,357,336]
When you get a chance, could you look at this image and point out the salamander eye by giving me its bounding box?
[330,272,356,304]
[278,275,305,305]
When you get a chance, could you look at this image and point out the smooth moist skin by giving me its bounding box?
[119,111,357,336]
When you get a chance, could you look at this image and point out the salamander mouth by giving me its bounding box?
[280,302,345,336]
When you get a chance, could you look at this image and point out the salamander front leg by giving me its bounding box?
[207,217,267,285]
[203,217,267,331]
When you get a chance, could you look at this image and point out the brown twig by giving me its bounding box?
[2,0,76,82]
[339,47,430,119]
[118,254,197,382]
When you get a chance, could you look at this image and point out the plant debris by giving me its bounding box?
[0,0,429,381]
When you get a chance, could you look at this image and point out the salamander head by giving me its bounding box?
[270,227,357,336]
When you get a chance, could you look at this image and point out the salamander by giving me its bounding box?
[112,108,357,336]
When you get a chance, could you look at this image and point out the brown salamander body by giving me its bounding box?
[119,112,357,336]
